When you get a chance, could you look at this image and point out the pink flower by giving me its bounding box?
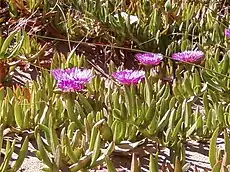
[56,80,84,92]
[135,53,163,65]
[172,51,204,63]
[51,68,93,92]
[112,70,145,85]
[225,28,230,38]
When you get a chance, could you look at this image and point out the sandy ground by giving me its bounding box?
[18,157,45,172]
[10,142,45,172]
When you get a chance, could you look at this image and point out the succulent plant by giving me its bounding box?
[0,0,229,171]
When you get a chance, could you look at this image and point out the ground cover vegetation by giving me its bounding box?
[0,0,230,171]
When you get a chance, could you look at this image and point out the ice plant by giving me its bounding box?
[51,67,94,92]
[171,50,204,63]
[112,70,145,85]
[225,28,230,38]
[135,53,163,66]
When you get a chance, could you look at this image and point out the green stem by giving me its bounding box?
[65,93,84,132]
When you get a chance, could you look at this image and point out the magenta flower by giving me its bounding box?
[56,80,85,92]
[225,28,230,38]
[135,53,163,65]
[51,68,94,92]
[112,70,145,85]
[172,50,204,63]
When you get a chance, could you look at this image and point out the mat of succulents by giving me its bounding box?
[0,0,230,172]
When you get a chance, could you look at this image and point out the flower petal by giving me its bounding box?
[51,67,94,92]
[112,70,145,85]
[225,28,230,38]
[172,50,204,63]
[135,53,163,66]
